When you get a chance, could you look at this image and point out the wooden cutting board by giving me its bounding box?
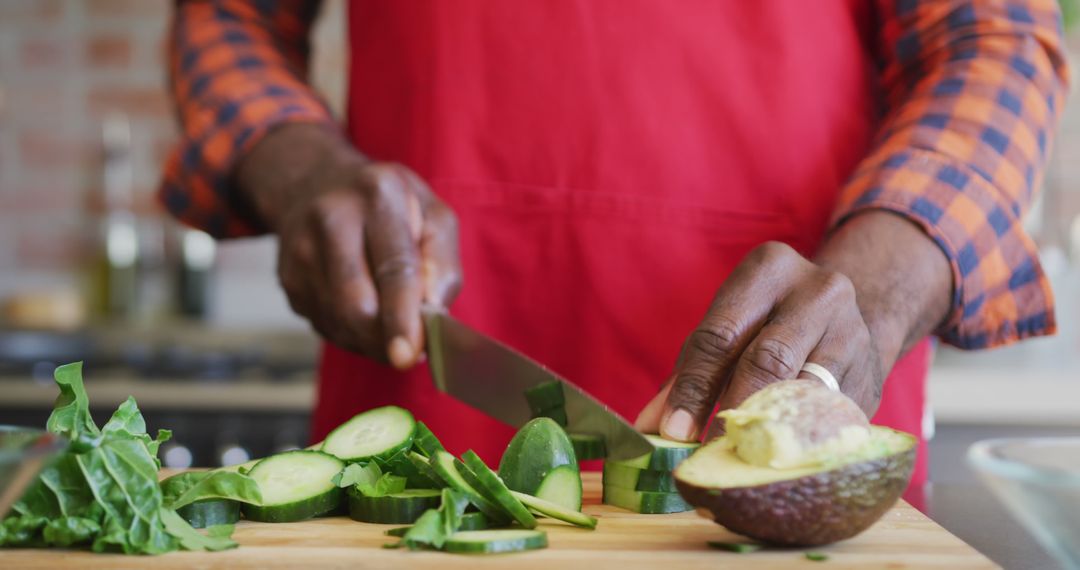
[0,473,996,569]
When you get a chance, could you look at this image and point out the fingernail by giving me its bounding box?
[388,336,415,369]
[662,409,698,441]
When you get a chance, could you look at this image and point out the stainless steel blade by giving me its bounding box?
[423,307,653,461]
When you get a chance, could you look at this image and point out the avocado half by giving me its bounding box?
[674,426,916,546]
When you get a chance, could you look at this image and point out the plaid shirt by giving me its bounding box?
[161,0,1070,350]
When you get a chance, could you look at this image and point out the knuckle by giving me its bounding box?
[374,253,419,284]
[688,318,741,359]
[818,270,856,303]
[743,337,800,381]
[754,241,795,263]
[668,373,716,412]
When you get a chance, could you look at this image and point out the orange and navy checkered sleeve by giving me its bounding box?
[159,0,333,238]
[833,0,1070,349]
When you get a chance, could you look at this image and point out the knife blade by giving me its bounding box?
[422,306,653,461]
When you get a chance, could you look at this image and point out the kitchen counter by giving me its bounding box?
[0,473,995,569]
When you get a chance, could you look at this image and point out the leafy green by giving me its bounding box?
[395,488,469,551]
[158,508,237,552]
[160,471,262,510]
[333,462,380,488]
[805,551,829,562]
[1,362,259,556]
[376,449,441,488]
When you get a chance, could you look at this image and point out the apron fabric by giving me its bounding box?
[314,0,930,500]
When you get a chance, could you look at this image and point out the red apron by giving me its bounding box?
[314,0,931,500]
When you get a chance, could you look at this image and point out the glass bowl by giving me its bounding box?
[0,426,69,519]
[968,437,1080,570]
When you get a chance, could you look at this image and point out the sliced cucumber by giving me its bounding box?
[322,406,416,462]
[460,451,537,529]
[242,450,345,522]
[175,499,240,528]
[407,451,448,489]
[534,464,582,511]
[444,530,548,554]
[602,462,678,493]
[511,491,597,529]
[533,407,568,427]
[378,449,442,489]
[428,451,509,524]
[606,434,699,471]
[498,418,578,497]
[348,488,442,524]
[412,421,445,457]
[384,511,492,538]
[601,485,692,514]
[569,433,607,460]
[524,381,564,414]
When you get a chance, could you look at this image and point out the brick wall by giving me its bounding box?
[0,0,346,312]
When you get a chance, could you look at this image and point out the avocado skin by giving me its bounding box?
[675,445,915,546]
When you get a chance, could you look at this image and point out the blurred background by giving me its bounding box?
[0,2,1077,563]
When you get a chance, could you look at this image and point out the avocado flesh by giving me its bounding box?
[674,426,916,546]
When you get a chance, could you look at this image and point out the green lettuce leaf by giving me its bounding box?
[158,508,237,552]
[42,516,100,547]
[160,471,262,510]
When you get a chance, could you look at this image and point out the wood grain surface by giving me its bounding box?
[0,473,997,569]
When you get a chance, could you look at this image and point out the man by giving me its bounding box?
[162,0,1068,493]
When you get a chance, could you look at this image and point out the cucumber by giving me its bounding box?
[428,451,510,524]
[412,421,445,457]
[533,407,568,427]
[407,451,448,488]
[498,418,578,497]
[602,462,678,493]
[511,491,597,529]
[460,451,537,529]
[569,433,607,460]
[348,488,442,524]
[524,381,564,414]
[534,464,582,511]
[606,434,699,471]
[175,499,240,528]
[385,511,492,538]
[378,449,442,489]
[242,450,345,522]
[322,406,416,462]
[444,530,548,554]
[601,485,692,514]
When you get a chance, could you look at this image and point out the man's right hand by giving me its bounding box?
[236,124,462,369]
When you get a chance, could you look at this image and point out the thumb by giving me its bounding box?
[655,330,741,442]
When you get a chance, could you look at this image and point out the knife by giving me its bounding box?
[422,306,653,461]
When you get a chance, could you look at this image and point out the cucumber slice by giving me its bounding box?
[175,499,240,528]
[606,434,699,471]
[533,407,568,427]
[569,433,607,460]
[322,406,416,462]
[534,464,582,511]
[348,488,442,524]
[460,451,537,529]
[524,381,564,413]
[428,451,510,524]
[602,462,678,493]
[384,511,492,538]
[407,451,448,488]
[601,485,692,514]
[378,449,442,489]
[242,450,345,522]
[511,491,597,529]
[412,421,445,457]
[498,418,578,497]
[444,530,548,554]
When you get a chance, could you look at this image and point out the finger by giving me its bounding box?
[717,272,849,412]
[634,377,675,433]
[311,192,382,357]
[399,169,463,306]
[366,169,425,369]
[659,253,788,441]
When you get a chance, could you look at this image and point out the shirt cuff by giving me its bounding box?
[831,148,1056,349]
[160,97,333,239]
